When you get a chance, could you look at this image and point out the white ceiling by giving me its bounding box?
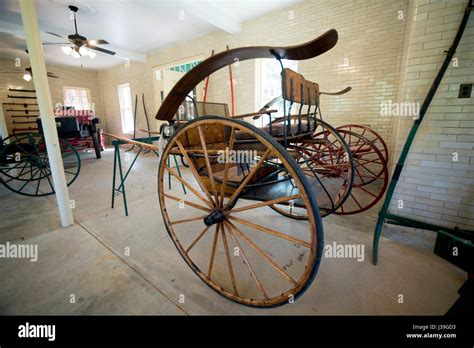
[0,0,300,70]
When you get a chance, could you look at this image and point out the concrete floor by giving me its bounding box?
[0,147,466,315]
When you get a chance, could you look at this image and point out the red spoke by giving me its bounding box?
[355,184,377,198]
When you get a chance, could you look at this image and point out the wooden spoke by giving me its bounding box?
[224,221,269,299]
[354,173,381,180]
[170,149,224,155]
[185,225,211,254]
[39,167,55,192]
[228,215,311,248]
[175,139,215,207]
[2,161,24,172]
[223,148,271,210]
[34,174,41,195]
[163,193,211,213]
[358,161,379,177]
[350,141,367,155]
[170,214,208,226]
[164,165,213,209]
[29,166,41,181]
[355,184,377,197]
[208,224,220,278]
[354,166,367,185]
[14,161,31,178]
[220,223,238,295]
[225,220,297,285]
[349,192,363,210]
[17,176,33,192]
[197,126,220,207]
[354,157,383,167]
[219,127,235,208]
[226,194,301,215]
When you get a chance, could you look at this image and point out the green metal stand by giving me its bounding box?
[110,135,186,216]
[373,0,473,264]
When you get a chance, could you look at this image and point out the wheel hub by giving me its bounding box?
[204,209,224,226]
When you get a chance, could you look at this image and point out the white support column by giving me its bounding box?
[20,0,74,227]
[0,105,8,140]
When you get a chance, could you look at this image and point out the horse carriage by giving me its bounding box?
[151,29,389,307]
[0,111,101,196]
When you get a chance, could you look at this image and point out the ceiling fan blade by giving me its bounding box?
[47,74,59,78]
[46,31,73,43]
[87,39,109,45]
[43,42,70,45]
[85,44,116,55]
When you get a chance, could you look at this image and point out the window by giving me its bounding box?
[255,59,298,112]
[153,58,203,120]
[63,87,91,110]
[117,83,134,134]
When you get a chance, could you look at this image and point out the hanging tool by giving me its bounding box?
[202,50,214,102]
[141,93,152,154]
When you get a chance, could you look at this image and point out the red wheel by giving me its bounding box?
[268,119,354,219]
[335,130,388,215]
[337,125,388,163]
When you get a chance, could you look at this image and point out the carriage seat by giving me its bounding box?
[235,68,320,140]
[236,116,317,140]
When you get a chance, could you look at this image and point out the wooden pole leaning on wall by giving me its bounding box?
[20,0,74,227]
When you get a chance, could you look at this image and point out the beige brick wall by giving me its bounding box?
[389,0,474,229]
[0,59,104,135]
[98,61,154,137]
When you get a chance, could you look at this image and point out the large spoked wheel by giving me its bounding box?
[0,133,80,196]
[335,130,388,215]
[158,116,323,308]
[269,119,354,219]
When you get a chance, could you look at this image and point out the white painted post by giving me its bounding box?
[20,0,74,227]
[0,105,8,141]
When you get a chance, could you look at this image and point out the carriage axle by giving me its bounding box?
[203,208,225,226]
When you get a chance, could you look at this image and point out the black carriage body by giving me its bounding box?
[36,116,100,139]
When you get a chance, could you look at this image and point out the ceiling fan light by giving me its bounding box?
[88,50,96,59]
[23,73,32,82]
[61,46,73,55]
[71,50,81,58]
[79,46,88,56]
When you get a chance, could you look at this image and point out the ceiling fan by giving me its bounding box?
[45,5,115,58]
[0,67,59,81]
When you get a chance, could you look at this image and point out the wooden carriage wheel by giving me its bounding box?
[334,130,388,215]
[0,133,80,197]
[158,116,323,307]
[269,119,354,219]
